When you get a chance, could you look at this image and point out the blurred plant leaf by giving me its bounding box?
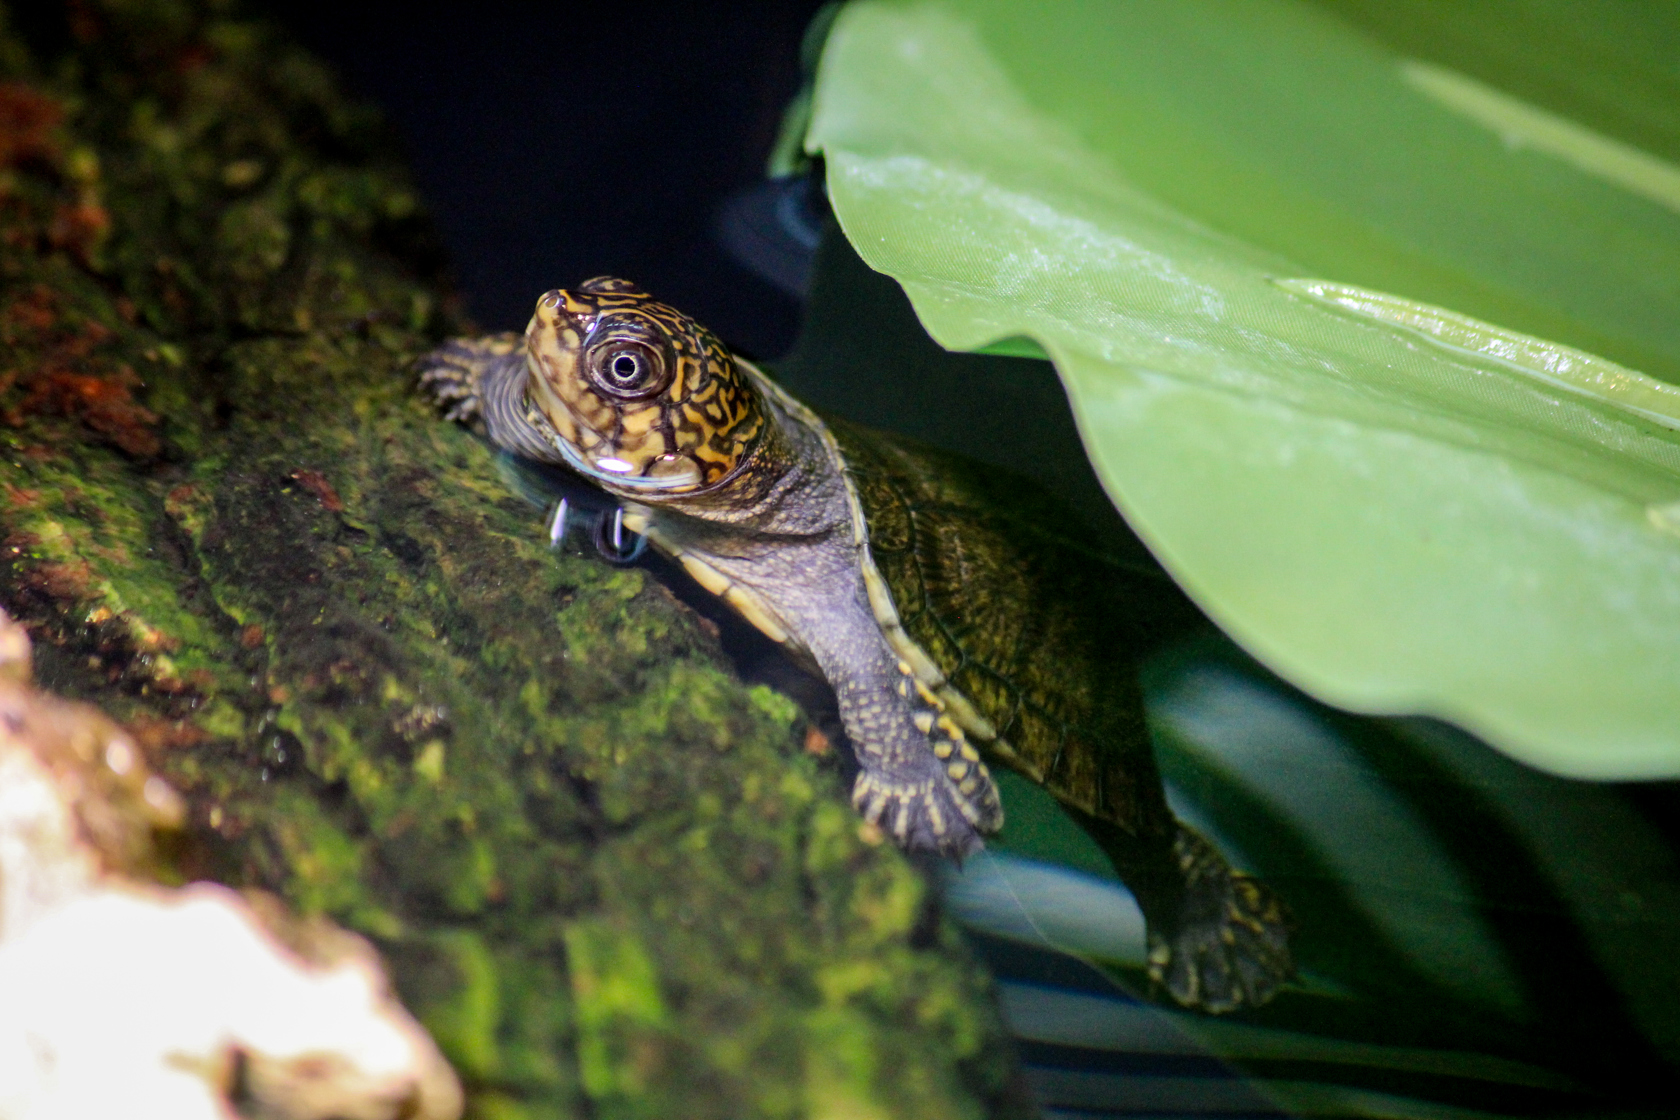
[805,0,1680,778]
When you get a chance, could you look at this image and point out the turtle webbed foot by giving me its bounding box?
[840,660,1004,860]
[851,769,986,860]
[417,333,525,425]
[1147,828,1294,1014]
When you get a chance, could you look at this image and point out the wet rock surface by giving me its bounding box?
[0,4,1024,1118]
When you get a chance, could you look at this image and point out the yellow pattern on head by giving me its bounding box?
[523,278,765,494]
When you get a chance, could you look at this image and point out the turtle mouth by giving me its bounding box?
[560,431,763,499]
[521,376,767,498]
[569,446,708,494]
[522,378,708,493]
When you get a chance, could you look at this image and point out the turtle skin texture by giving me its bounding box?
[830,419,1294,1013]
[417,280,1294,1013]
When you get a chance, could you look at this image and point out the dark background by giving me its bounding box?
[268,0,828,358]
[259,0,1157,555]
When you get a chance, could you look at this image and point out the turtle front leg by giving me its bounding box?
[418,333,573,464]
[416,332,524,426]
[834,652,1005,860]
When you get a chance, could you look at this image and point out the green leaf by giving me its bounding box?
[805,0,1680,778]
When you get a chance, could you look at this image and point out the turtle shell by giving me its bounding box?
[828,418,1195,840]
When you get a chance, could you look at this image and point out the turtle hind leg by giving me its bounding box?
[1146,826,1294,1013]
[1077,814,1294,1013]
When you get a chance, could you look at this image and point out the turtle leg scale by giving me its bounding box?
[838,655,1004,860]
[418,333,574,464]
[1145,826,1295,1013]
[416,334,520,425]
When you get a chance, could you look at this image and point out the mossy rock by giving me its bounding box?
[0,3,1025,1117]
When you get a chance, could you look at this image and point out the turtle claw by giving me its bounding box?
[417,344,485,421]
[844,661,1005,860]
[1147,828,1294,1014]
[592,507,648,564]
[417,333,526,425]
[851,771,984,859]
[889,662,1005,833]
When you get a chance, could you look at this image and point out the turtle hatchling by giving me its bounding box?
[420,278,1293,1012]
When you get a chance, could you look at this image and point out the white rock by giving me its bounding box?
[0,609,461,1120]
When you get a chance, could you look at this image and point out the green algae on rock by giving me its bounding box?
[0,3,1025,1117]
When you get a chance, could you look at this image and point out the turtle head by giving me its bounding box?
[521,277,765,495]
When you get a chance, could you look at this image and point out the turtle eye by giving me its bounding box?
[586,338,670,399]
